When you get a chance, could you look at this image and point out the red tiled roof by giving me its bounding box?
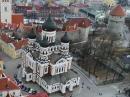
[0,33,28,50]
[12,39,28,50]
[0,33,14,43]
[27,92,49,97]
[63,18,91,32]
[0,77,19,91]
[110,4,126,16]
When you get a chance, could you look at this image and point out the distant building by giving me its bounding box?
[0,59,4,71]
[27,92,48,97]
[0,0,12,24]
[21,15,80,94]
[107,4,130,47]
[0,70,21,97]
[80,7,106,22]
[0,33,28,59]
[0,0,24,25]
[108,4,126,36]
[60,18,92,42]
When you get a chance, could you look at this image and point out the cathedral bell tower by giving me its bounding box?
[0,0,12,24]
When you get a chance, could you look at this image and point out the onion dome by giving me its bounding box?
[30,50,40,60]
[110,4,126,16]
[39,36,49,47]
[42,14,57,31]
[12,32,21,40]
[27,28,36,39]
[61,32,70,43]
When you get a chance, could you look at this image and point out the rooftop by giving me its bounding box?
[0,33,28,50]
[63,18,91,32]
[0,77,19,91]
[49,53,62,64]
[110,4,126,16]
[42,70,79,85]
[27,92,48,97]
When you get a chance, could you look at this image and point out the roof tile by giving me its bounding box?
[110,4,126,16]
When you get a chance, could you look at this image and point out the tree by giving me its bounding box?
[103,0,117,7]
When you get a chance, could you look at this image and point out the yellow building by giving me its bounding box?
[0,59,4,70]
[103,0,117,7]
[0,33,28,59]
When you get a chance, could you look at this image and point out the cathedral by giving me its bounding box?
[21,14,80,94]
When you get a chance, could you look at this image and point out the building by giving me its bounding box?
[107,4,130,47]
[80,7,106,22]
[0,33,28,59]
[0,59,4,70]
[0,70,21,97]
[108,4,126,36]
[58,18,92,42]
[0,0,24,25]
[0,0,12,24]
[27,92,48,97]
[21,15,80,94]
[69,3,88,14]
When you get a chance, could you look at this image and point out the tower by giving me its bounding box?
[0,0,12,24]
[42,14,57,43]
[107,4,126,39]
[61,32,70,55]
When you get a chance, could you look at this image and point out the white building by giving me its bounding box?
[21,15,80,94]
[0,0,12,24]
[108,4,130,47]
[0,70,21,97]
[108,4,126,38]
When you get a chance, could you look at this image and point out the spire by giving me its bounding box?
[39,36,49,47]
[61,32,70,43]
[27,28,36,39]
[42,14,57,31]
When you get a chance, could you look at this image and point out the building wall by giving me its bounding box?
[12,14,24,25]
[0,39,17,59]
[0,60,4,70]
[1,89,21,97]
[56,27,90,43]
[108,15,125,39]
[0,0,12,24]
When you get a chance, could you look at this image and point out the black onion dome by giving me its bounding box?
[12,32,21,40]
[42,14,57,31]
[39,36,49,47]
[61,32,70,43]
[28,28,36,39]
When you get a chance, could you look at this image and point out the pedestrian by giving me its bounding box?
[87,86,90,90]
[82,82,84,88]
[118,90,120,94]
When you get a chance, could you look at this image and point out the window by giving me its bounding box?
[4,7,7,12]
[29,75,31,78]
[13,92,15,95]
[5,19,7,23]
[59,68,61,72]
[62,67,64,72]
[44,67,48,73]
